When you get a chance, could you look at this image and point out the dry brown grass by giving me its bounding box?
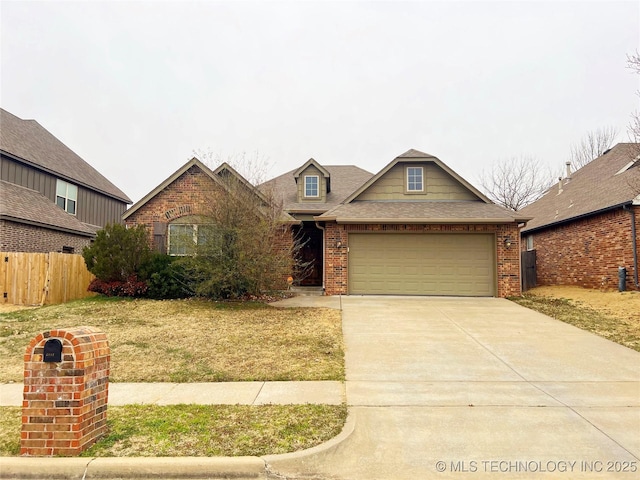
[0,297,344,382]
[512,286,640,352]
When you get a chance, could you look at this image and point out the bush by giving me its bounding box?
[83,224,152,282]
[88,276,148,297]
[139,254,192,300]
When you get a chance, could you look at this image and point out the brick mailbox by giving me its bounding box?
[21,327,110,456]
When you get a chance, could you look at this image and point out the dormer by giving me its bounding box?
[294,158,331,203]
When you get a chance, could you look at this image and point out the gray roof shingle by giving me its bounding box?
[0,109,131,203]
[520,143,640,233]
[260,165,374,213]
[318,201,526,223]
[0,180,96,236]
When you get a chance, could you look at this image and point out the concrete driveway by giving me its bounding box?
[270,296,640,479]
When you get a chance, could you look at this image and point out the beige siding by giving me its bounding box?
[356,163,478,201]
[297,165,327,203]
[348,233,496,296]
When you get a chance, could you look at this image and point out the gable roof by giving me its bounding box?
[520,143,640,233]
[316,149,528,224]
[260,164,374,214]
[343,149,492,204]
[123,158,297,223]
[123,157,227,220]
[0,180,96,236]
[0,108,131,203]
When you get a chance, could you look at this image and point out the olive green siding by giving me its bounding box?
[355,163,478,201]
[297,165,327,203]
[348,232,496,296]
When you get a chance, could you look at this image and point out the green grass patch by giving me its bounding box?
[511,295,640,352]
[0,404,347,457]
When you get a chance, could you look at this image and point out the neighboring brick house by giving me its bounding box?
[0,108,131,253]
[519,143,640,291]
[263,149,527,297]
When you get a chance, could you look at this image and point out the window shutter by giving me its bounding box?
[153,222,167,253]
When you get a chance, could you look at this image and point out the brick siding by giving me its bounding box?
[125,166,222,251]
[324,222,521,298]
[0,220,92,254]
[524,206,640,290]
[21,327,110,456]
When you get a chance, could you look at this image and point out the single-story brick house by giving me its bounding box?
[519,143,640,291]
[122,157,289,254]
[125,149,527,297]
[0,108,131,253]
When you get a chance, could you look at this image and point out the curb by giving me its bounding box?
[0,413,356,479]
[0,456,265,479]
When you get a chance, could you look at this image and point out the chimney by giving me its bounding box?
[564,161,572,184]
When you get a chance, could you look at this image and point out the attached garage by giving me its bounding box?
[348,233,496,296]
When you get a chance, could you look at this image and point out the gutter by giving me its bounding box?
[522,202,633,235]
[623,205,640,288]
[325,217,526,224]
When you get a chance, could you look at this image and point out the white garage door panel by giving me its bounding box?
[348,233,496,296]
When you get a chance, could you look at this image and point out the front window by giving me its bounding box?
[407,167,423,192]
[304,175,319,198]
[56,179,78,215]
[168,219,218,256]
[168,224,196,256]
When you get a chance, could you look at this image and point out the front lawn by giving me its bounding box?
[0,404,347,457]
[511,287,640,352]
[0,296,344,382]
[0,296,346,457]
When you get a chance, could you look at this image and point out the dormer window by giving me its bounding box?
[406,167,424,192]
[304,175,319,198]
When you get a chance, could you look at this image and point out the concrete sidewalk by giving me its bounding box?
[0,381,344,406]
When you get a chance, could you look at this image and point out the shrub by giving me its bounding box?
[83,224,152,282]
[88,276,148,297]
[139,254,192,299]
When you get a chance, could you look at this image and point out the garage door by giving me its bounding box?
[348,233,495,296]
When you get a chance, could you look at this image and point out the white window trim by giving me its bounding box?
[406,166,424,193]
[56,179,78,215]
[526,235,534,251]
[304,175,320,198]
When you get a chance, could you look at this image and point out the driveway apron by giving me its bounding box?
[270,296,640,479]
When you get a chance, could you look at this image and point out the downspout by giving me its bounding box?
[624,205,640,288]
[315,221,326,293]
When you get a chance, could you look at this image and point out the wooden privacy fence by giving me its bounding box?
[0,252,95,306]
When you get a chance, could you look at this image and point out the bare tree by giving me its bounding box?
[569,127,618,169]
[627,51,640,145]
[480,156,555,211]
[179,150,310,298]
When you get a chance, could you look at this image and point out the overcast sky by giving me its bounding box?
[1,1,638,204]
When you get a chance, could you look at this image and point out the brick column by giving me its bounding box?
[21,327,110,456]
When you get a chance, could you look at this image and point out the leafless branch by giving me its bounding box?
[480,156,554,211]
[569,127,618,169]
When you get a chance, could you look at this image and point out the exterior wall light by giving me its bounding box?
[336,241,342,248]
[504,237,512,249]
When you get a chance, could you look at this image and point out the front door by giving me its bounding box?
[295,223,323,286]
